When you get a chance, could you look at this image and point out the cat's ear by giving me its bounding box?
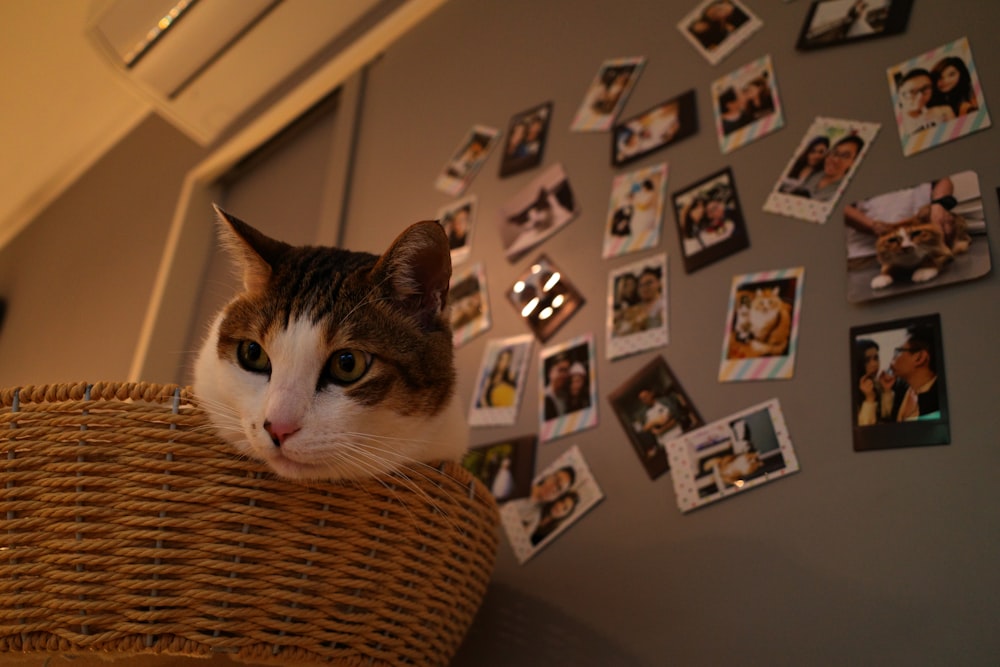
[374,221,452,329]
[213,204,290,293]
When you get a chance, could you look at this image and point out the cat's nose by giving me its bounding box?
[263,420,300,447]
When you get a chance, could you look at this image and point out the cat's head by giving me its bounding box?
[193,206,464,481]
[875,220,944,266]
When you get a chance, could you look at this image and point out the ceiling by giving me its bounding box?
[0,0,436,252]
[0,0,152,250]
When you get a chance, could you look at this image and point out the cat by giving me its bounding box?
[728,287,791,358]
[193,205,467,482]
[702,451,763,487]
[871,205,970,289]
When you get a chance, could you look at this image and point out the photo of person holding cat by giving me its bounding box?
[844,170,990,303]
[850,315,951,451]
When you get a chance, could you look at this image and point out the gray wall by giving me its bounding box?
[0,115,204,387]
[339,1,1000,665]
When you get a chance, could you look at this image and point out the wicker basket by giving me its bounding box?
[0,382,498,666]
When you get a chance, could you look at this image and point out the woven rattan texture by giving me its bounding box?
[0,382,498,666]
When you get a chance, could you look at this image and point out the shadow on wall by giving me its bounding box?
[452,582,643,667]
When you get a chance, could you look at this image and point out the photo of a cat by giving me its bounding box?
[468,334,534,427]
[434,124,500,196]
[461,435,538,504]
[606,253,668,360]
[447,262,491,349]
[719,267,804,382]
[845,170,990,303]
[499,445,605,564]
[666,398,798,513]
[608,356,704,480]
[850,314,950,452]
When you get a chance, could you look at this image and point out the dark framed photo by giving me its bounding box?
[507,255,585,343]
[850,314,950,452]
[461,435,537,504]
[844,170,991,303]
[796,0,913,51]
[672,167,750,274]
[499,102,552,178]
[612,90,698,167]
[608,355,703,480]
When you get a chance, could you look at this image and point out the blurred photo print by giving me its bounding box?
[711,54,784,154]
[678,0,763,66]
[434,125,499,196]
[719,267,804,382]
[602,163,668,259]
[850,314,950,451]
[507,255,585,343]
[499,445,605,564]
[569,56,645,132]
[763,117,880,223]
[435,194,477,266]
[887,37,991,157]
[538,334,598,443]
[796,0,913,51]
[447,262,490,349]
[666,398,798,513]
[499,163,580,262]
[672,167,750,273]
[461,435,537,504]
[499,101,552,177]
[606,253,669,361]
[612,90,698,167]
[845,170,990,303]
[608,355,703,480]
[468,334,534,427]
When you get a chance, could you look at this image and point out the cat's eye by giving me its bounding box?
[326,349,371,385]
[237,340,271,374]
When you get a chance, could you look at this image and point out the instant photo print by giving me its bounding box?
[500,102,552,177]
[796,0,913,51]
[602,163,668,259]
[447,262,490,349]
[569,56,645,132]
[507,255,585,343]
[608,355,704,480]
[434,124,499,196]
[666,398,798,513]
[499,445,605,564]
[763,117,879,223]
[711,54,784,154]
[672,167,749,273]
[845,170,991,303]
[435,194,476,266]
[719,267,804,382]
[850,314,950,452]
[461,435,538,504]
[499,163,580,262]
[612,90,698,167]
[468,334,534,427]
[678,0,763,66]
[887,36,991,157]
[606,253,668,360]
[539,334,598,443]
